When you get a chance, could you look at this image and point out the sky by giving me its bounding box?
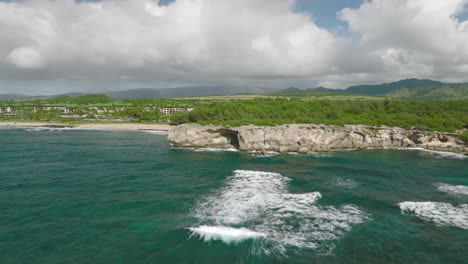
[1,0,468,95]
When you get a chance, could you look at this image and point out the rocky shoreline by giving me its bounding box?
[168,124,468,155]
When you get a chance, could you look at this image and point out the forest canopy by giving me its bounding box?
[170,98,468,132]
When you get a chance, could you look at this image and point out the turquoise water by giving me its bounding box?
[0,127,467,264]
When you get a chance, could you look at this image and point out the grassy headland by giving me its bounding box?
[170,98,468,132]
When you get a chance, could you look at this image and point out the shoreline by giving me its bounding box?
[168,124,468,156]
[0,121,173,131]
[2,122,466,157]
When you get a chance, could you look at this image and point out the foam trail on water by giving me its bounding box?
[249,151,280,157]
[402,148,466,159]
[189,226,265,244]
[190,170,367,254]
[399,202,468,229]
[333,178,358,189]
[24,126,74,132]
[22,126,101,132]
[435,183,468,196]
[193,148,239,152]
[141,130,168,135]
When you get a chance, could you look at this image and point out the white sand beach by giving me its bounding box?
[0,122,173,131]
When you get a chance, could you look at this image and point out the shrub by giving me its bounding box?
[463,132,468,143]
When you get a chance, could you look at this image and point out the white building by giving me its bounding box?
[159,107,194,115]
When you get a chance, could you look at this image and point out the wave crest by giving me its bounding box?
[189,226,265,244]
[402,148,466,159]
[435,183,468,196]
[190,170,367,254]
[399,201,468,229]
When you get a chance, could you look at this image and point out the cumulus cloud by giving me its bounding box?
[340,0,468,82]
[6,46,44,69]
[0,0,467,94]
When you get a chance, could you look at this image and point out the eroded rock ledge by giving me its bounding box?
[168,124,468,155]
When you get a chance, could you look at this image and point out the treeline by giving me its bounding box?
[0,94,199,108]
[170,98,468,132]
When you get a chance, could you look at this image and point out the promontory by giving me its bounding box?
[168,124,468,155]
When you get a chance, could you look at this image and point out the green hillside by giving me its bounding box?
[386,84,468,99]
[272,79,468,99]
[344,79,444,95]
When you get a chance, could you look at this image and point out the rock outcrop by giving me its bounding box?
[168,124,468,155]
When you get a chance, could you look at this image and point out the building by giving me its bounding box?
[42,106,76,113]
[159,107,194,115]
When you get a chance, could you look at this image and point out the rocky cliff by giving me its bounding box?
[168,124,468,155]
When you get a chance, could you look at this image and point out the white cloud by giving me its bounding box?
[0,0,345,93]
[340,0,468,81]
[0,0,467,94]
[6,46,44,69]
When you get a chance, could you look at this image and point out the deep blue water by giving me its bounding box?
[0,127,467,263]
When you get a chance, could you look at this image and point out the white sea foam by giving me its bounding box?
[249,151,280,157]
[287,152,332,158]
[23,126,75,132]
[140,130,168,135]
[333,178,358,189]
[399,202,468,229]
[21,126,103,132]
[175,147,239,152]
[402,148,466,159]
[194,147,239,152]
[435,183,468,196]
[189,226,265,244]
[190,170,367,254]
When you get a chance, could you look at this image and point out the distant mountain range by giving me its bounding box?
[1,79,467,100]
[104,86,276,99]
[0,86,277,101]
[273,79,468,99]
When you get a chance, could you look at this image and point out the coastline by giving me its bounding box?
[2,121,466,156]
[0,121,173,131]
[168,124,468,156]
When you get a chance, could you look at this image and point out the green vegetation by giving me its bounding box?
[272,79,468,99]
[170,98,468,132]
[385,84,468,99]
[0,95,198,123]
[463,132,468,143]
[2,94,468,133]
[43,94,116,105]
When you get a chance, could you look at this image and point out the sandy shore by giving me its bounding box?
[0,122,173,131]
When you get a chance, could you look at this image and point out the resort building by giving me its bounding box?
[159,107,194,115]
[41,106,76,113]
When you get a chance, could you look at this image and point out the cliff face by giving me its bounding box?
[168,124,468,154]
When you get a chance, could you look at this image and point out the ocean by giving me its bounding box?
[0,127,467,263]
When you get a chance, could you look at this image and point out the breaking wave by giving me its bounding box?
[189,226,265,244]
[140,130,168,135]
[194,148,239,152]
[248,151,280,157]
[435,183,468,196]
[399,202,468,230]
[21,126,104,132]
[402,148,466,159]
[190,170,368,255]
[24,126,76,132]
